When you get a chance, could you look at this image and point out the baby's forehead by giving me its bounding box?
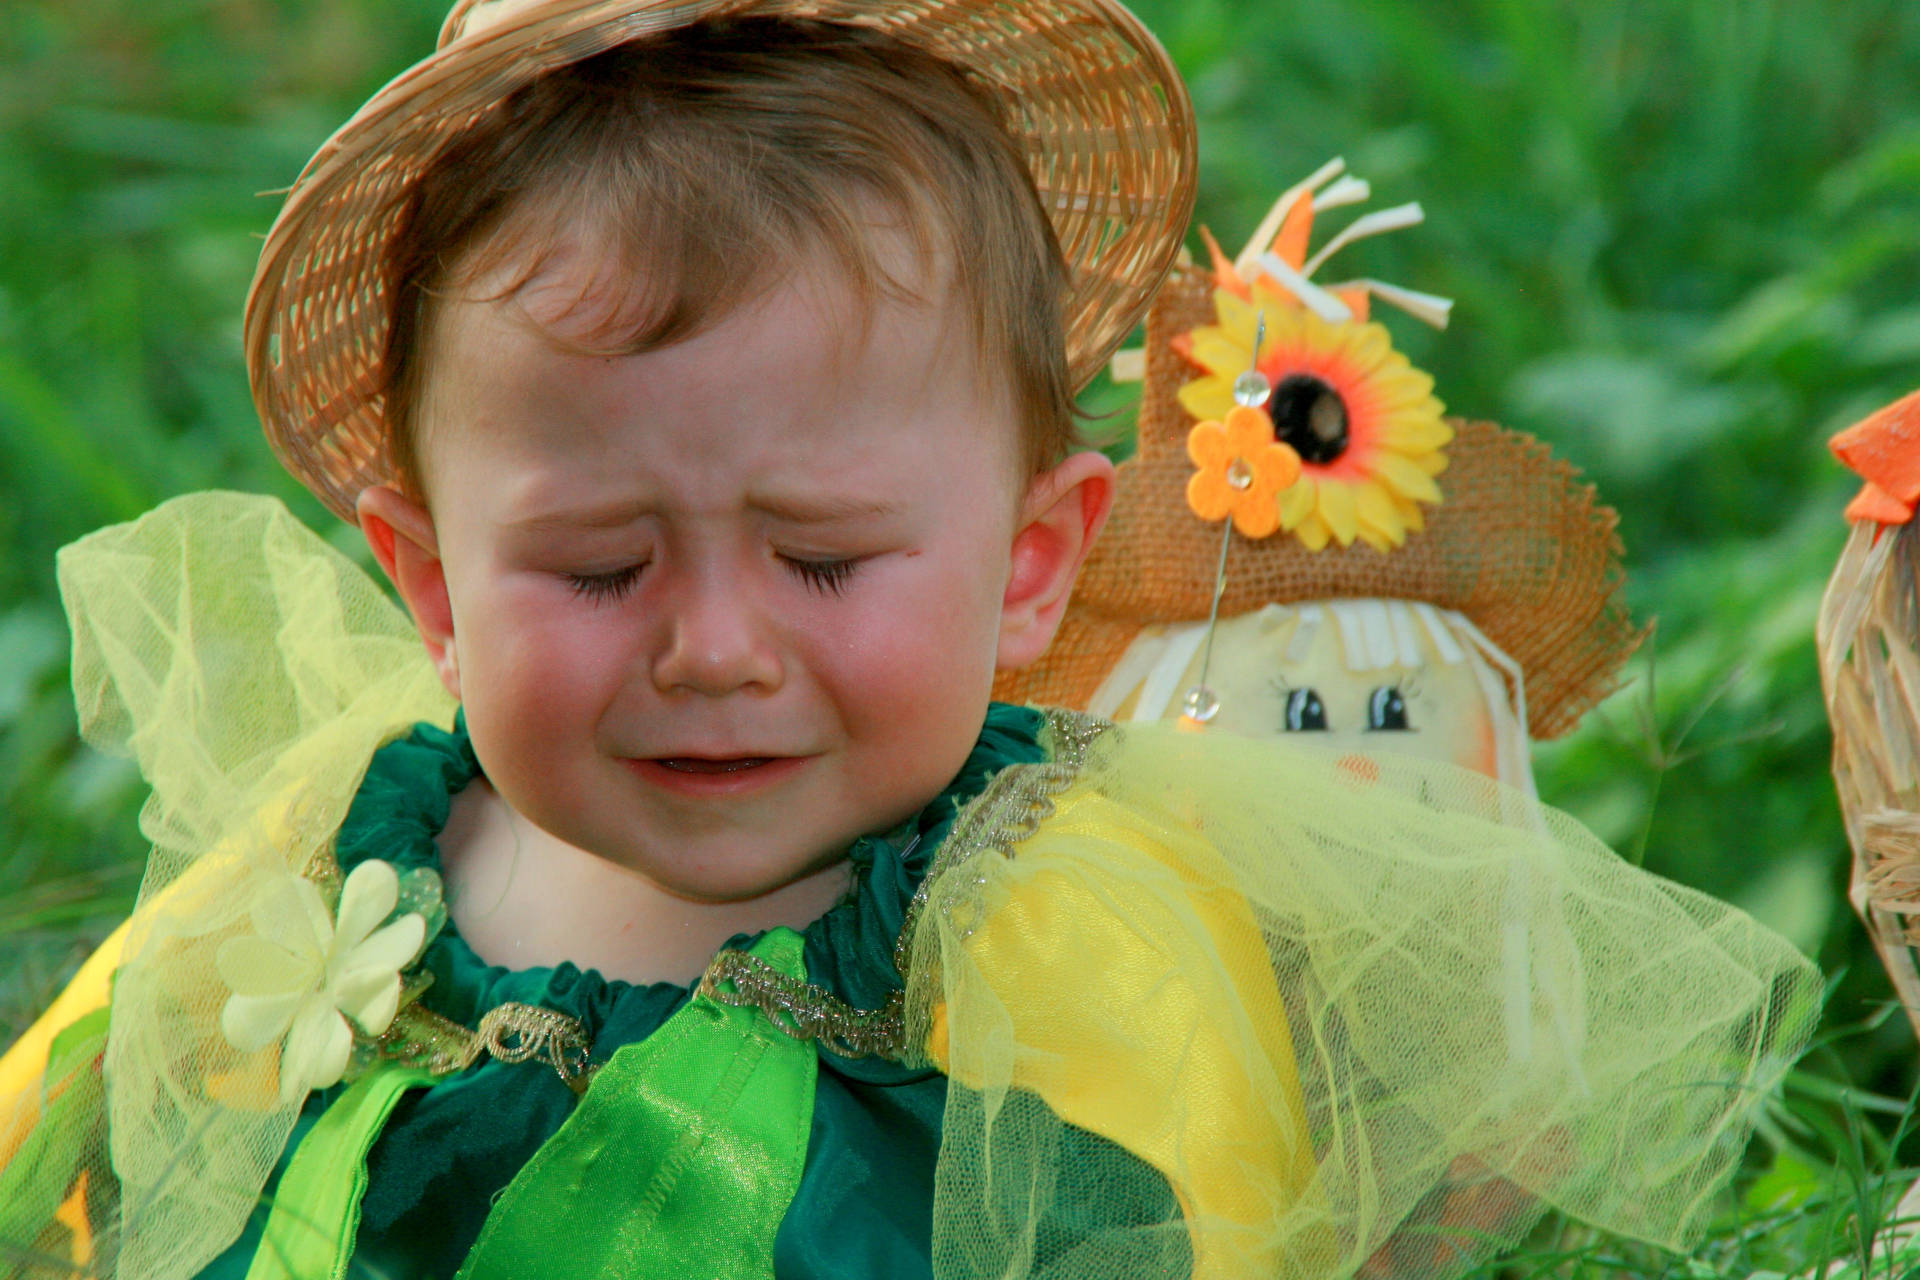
[451,203,965,357]
[418,226,995,450]
[410,229,1026,503]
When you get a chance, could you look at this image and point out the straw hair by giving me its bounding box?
[1819,517,1920,1043]
[995,262,1644,740]
[245,0,1196,522]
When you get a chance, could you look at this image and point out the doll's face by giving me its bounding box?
[1107,602,1509,779]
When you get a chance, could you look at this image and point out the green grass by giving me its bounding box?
[1456,1028,1920,1279]
[5,0,1920,1272]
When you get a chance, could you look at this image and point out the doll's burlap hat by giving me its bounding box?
[994,261,1645,740]
[245,0,1196,522]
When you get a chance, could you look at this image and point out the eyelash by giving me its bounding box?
[564,556,861,603]
[566,566,644,605]
[782,556,859,596]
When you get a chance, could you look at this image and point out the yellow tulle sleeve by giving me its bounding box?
[906,713,1820,1280]
[3,491,456,1280]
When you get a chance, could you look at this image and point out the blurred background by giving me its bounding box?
[4,0,1920,1266]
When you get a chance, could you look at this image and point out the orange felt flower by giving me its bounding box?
[1832,387,1920,525]
[1186,406,1303,538]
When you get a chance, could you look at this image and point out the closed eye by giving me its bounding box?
[565,564,645,605]
[782,556,860,596]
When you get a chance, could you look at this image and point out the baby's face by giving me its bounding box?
[408,238,1031,903]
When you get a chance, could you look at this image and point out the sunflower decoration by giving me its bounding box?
[1172,159,1454,552]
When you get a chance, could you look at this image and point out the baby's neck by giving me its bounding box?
[436,778,853,986]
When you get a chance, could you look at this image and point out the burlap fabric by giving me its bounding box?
[995,263,1644,740]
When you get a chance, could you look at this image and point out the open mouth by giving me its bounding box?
[624,753,807,796]
[653,757,780,775]
[625,754,808,795]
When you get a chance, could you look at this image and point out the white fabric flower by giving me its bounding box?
[216,859,426,1103]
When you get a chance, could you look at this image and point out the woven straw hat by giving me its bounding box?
[994,260,1644,740]
[245,0,1196,522]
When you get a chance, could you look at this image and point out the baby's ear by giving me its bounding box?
[358,485,461,700]
[998,450,1116,670]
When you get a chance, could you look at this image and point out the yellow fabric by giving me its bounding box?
[14,492,457,1280]
[929,784,1326,1279]
[907,718,1822,1280]
[55,1168,96,1266]
[0,921,127,1172]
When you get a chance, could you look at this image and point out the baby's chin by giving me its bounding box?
[445,792,862,984]
[637,847,856,908]
[535,794,868,901]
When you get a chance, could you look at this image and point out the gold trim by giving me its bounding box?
[376,1000,598,1094]
[702,708,1113,1061]
[894,709,1110,976]
[698,956,905,1060]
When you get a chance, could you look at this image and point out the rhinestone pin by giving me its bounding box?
[1181,686,1221,723]
[1232,369,1272,409]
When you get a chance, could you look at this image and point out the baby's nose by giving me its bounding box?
[650,577,783,696]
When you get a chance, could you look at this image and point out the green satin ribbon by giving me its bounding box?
[0,1005,109,1261]
[246,1064,437,1280]
[458,927,818,1280]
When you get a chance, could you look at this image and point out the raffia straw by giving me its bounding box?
[1819,517,1920,1042]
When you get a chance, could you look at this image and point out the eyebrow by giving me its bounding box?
[506,492,906,532]
[506,500,652,534]
[750,492,906,523]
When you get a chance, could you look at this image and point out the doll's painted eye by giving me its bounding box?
[1284,688,1328,731]
[1367,686,1411,731]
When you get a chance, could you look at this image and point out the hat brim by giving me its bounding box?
[245,0,1196,521]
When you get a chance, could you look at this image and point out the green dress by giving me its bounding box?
[196,706,1181,1280]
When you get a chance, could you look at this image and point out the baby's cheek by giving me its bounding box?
[812,607,960,713]
[860,552,998,667]
[464,601,613,744]
[813,573,999,734]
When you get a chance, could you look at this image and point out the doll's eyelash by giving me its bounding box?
[565,565,644,604]
[782,556,859,596]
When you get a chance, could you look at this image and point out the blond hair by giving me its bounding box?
[381,15,1078,493]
